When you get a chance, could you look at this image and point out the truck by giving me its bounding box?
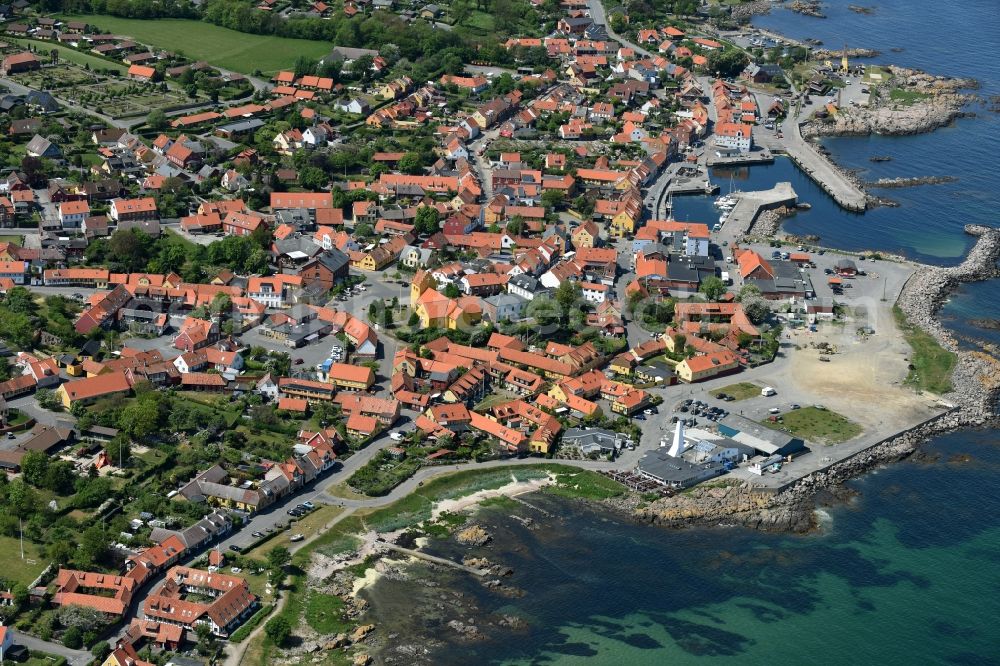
[720,271,731,285]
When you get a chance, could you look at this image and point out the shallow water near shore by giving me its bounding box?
[361,430,1000,665]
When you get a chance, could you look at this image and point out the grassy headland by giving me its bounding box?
[893,306,957,394]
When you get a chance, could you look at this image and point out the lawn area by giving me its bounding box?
[893,306,956,394]
[543,469,625,500]
[765,406,863,444]
[0,234,24,245]
[57,14,332,75]
[474,389,521,410]
[714,382,762,401]
[0,535,47,586]
[245,504,344,560]
[888,88,931,105]
[863,65,890,85]
[304,591,353,634]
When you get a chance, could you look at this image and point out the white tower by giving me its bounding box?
[668,420,686,458]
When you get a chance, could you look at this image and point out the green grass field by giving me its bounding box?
[893,306,957,394]
[57,15,332,74]
[0,535,47,586]
[0,234,24,245]
[889,88,931,105]
[714,382,762,401]
[765,406,863,444]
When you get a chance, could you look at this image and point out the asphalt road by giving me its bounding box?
[12,632,90,666]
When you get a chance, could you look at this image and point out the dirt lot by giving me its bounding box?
[786,309,942,433]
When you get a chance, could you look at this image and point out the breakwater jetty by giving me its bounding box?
[778,121,868,211]
[379,543,490,577]
[897,224,1000,419]
[725,182,798,237]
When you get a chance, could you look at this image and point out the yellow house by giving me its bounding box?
[609,354,636,377]
[572,221,598,249]
[414,288,482,330]
[410,269,436,304]
[675,351,740,383]
[546,383,570,403]
[610,209,638,236]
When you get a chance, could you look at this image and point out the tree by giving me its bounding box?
[78,525,108,567]
[708,49,749,79]
[397,152,423,175]
[451,0,473,25]
[541,189,564,210]
[413,206,439,235]
[407,311,419,327]
[62,626,83,649]
[299,166,327,191]
[106,438,131,468]
[265,616,291,646]
[443,283,461,299]
[5,286,36,315]
[737,283,762,302]
[700,276,726,301]
[92,641,111,660]
[267,546,291,570]
[147,108,167,130]
[555,280,582,315]
[742,295,771,324]
[20,450,48,488]
[210,292,233,316]
[505,215,525,236]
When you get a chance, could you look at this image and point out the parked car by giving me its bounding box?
[302,501,315,510]
[290,534,304,542]
[790,403,801,410]
[293,358,304,365]
[229,545,241,552]
[251,531,264,538]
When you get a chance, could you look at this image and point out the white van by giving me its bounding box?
[389,432,405,442]
[761,386,777,397]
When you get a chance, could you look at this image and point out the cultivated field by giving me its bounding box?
[58,14,332,74]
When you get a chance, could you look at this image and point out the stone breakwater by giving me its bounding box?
[896,224,1000,420]
[606,226,1000,533]
[867,175,958,189]
[730,0,772,21]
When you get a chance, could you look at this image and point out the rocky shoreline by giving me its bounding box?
[804,66,978,138]
[606,225,1000,533]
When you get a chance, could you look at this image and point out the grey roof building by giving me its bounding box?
[636,448,725,489]
[717,414,805,456]
[562,427,630,456]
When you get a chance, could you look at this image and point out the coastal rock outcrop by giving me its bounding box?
[866,175,958,188]
[804,66,977,138]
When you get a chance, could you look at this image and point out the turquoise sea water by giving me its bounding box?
[364,431,1000,665]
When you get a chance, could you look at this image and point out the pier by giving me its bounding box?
[723,182,798,237]
[777,122,868,211]
[380,543,490,577]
